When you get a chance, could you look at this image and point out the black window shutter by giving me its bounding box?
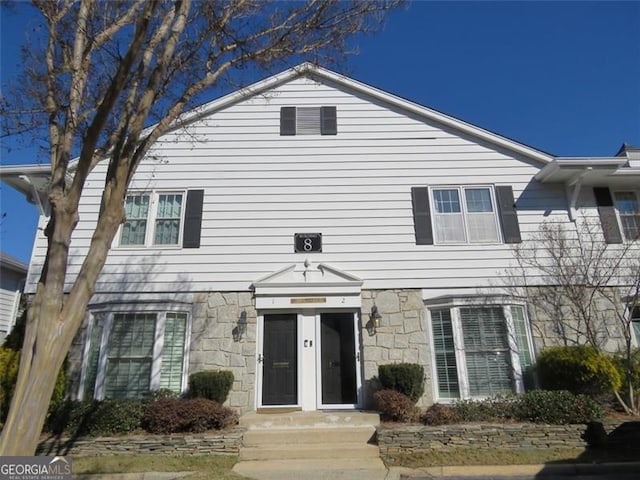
[280,107,296,136]
[495,185,522,244]
[183,189,204,249]
[593,187,623,244]
[411,187,434,245]
[320,106,337,135]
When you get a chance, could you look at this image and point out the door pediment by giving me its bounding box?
[252,261,363,309]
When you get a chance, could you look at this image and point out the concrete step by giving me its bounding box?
[239,442,380,461]
[232,457,387,480]
[243,425,376,446]
[239,410,380,429]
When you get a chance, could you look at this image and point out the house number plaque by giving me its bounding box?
[294,233,322,253]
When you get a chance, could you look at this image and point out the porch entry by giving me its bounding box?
[258,311,361,410]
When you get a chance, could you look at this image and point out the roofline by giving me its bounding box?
[0,252,28,274]
[535,156,634,183]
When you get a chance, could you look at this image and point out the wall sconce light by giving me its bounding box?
[366,305,382,336]
[233,310,248,342]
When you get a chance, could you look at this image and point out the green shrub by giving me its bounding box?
[613,349,640,395]
[421,403,461,425]
[378,363,425,403]
[537,346,621,397]
[0,347,66,426]
[513,390,603,424]
[46,399,148,436]
[142,397,238,434]
[373,388,419,423]
[453,395,516,423]
[188,370,234,404]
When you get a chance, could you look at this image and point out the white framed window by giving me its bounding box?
[614,190,640,242]
[119,191,185,247]
[428,302,534,401]
[80,307,190,400]
[430,186,501,244]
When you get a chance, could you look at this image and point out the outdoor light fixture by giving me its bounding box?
[233,310,248,342]
[367,305,382,336]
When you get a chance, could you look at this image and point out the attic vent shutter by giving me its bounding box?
[183,189,204,249]
[593,187,623,244]
[495,186,522,244]
[280,107,296,135]
[411,187,434,245]
[296,107,321,135]
[320,106,337,135]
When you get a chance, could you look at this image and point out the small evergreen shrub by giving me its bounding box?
[142,397,238,434]
[373,388,419,423]
[188,370,234,404]
[0,347,66,426]
[378,363,425,403]
[421,403,462,425]
[613,349,640,397]
[46,399,147,436]
[453,395,516,423]
[513,390,603,424]
[537,346,621,397]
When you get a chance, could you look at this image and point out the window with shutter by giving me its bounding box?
[613,191,640,242]
[428,186,502,245]
[632,307,640,346]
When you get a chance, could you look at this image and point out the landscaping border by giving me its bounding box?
[377,420,638,457]
[37,428,245,456]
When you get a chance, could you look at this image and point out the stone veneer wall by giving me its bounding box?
[377,420,637,457]
[37,429,244,456]
[360,289,432,408]
[189,292,257,414]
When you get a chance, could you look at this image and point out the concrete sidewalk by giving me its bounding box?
[72,461,640,480]
[386,461,640,479]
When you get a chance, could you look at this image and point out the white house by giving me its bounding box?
[1,64,639,413]
[0,252,27,343]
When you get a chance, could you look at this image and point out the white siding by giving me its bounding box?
[26,77,572,295]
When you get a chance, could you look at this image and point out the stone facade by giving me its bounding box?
[360,289,432,408]
[189,292,257,414]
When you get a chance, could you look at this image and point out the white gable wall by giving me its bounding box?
[25,76,571,296]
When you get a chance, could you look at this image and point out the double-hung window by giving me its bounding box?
[81,308,189,400]
[613,190,640,242]
[120,191,185,247]
[631,306,640,347]
[431,186,501,244]
[429,303,533,401]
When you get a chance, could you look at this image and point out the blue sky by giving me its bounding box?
[1,1,639,264]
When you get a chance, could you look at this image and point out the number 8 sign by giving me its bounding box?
[294,233,322,253]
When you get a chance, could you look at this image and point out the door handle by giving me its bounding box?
[257,354,264,363]
[304,340,308,347]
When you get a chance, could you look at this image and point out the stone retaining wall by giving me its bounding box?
[37,429,244,456]
[377,421,634,457]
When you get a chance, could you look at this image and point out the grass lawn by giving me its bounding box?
[384,447,640,468]
[73,455,247,479]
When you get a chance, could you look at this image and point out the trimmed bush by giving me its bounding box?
[0,347,66,426]
[46,399,147,436]
[453,395,516,423]
[142,397,238,434]
[188,370,234,404]
[373,388,419,423]
[513,390,603,424]
[378,363,425,403]
[537,346,622,397]
[422,403,461,425]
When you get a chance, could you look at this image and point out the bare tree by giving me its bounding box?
[0,0,403,455]
[509,218,640,413]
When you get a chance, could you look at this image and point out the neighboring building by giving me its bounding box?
[1,64,638,413]
[0,253,27,343]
